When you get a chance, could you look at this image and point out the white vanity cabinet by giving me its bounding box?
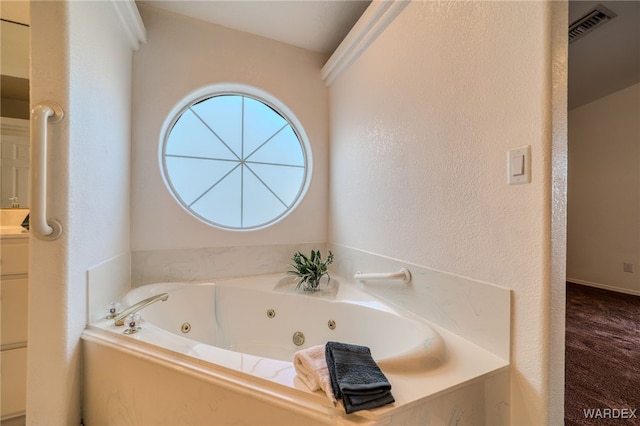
[1,232,29,420]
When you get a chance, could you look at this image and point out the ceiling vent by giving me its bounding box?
[569,4,617,44]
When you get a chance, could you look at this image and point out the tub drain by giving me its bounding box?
[328,320,336,330]
[181,323,191,334]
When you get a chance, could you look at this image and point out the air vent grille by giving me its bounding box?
[569,5,617,44]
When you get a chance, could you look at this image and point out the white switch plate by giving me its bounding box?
[508,145,531,185]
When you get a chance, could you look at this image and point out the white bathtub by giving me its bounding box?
[120,275,445,367]
[82,273,509,425]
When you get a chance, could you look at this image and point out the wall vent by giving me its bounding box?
[569,4,617,44]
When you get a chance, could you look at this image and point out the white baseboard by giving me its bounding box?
[567,277,640,297]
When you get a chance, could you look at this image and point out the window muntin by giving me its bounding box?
[161,91,310,230]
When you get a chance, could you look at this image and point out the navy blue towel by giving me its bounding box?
[325,341,395,414]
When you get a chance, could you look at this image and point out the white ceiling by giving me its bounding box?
[568,1,640,109]
[144,0,640,110]
[139,0,371,55]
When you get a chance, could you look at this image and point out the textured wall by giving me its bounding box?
[328,1,559,424]
[568,82,640,295]
[131,5,329,252]
[28,1,133,423]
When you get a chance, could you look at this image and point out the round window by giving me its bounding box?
[161,89,311,230]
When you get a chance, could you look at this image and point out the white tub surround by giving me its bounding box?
[131,242,327,286]
[86,253,131,324]
[83,273,509,425]
[328,244,511,362]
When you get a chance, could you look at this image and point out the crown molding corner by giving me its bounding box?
[111,0,147,51]
[321,0,409,86]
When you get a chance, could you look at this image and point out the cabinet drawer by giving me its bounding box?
[0,239,29,275]
[1,346,27,418]
[1,276,28,345]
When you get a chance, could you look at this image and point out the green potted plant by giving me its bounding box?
[287,249,334,291]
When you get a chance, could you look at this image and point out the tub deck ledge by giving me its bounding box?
[82,317,508,424]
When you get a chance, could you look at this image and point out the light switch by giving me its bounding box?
[511,154,524,176]
[508,145,531,185]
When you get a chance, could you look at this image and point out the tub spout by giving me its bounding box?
[114,293,169,326]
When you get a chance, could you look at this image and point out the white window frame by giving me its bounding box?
[159,83,313,231]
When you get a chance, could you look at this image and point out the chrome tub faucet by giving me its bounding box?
[113,293,169,326]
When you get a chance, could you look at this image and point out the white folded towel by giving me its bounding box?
[293,344,337,405]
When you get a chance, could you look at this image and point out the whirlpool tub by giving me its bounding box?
[82,273,507,425]
[117,275,445,367]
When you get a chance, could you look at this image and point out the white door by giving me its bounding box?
[0,118,30,209]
